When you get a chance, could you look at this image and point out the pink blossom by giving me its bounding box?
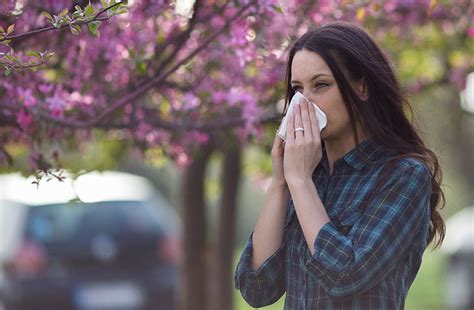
[211,91,227,104]
[211,16,226,28]
[449,67,468,90]
[45,93,66,118]
[38,83,53,94]
[2,0,472,172]
[182,92,201,111]
[16,110,33,130]
[176,152,191,168]
[188,131,209,144]
[146,129,170,146]
[0,0,15,15]
[467,27,474,39]
[136,122,151,140]
[18,88,37,107]
[169,143,185,156]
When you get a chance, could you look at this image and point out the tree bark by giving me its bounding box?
[179,142,215,310]
[212,143,242,310]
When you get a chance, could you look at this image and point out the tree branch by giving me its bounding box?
[18,0,255,129]
[154,0,204,61]
[0,100,281,132]
[0,1,125,43]
[86,0,256,126]
[0,1,259,132]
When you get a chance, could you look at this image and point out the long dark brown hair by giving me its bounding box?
[284,21,445,249]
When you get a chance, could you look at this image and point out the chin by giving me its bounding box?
[319,128,328,140]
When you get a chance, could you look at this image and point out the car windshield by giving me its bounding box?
[25,201,165,244]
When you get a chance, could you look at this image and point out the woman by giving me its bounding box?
[234,21,445,309]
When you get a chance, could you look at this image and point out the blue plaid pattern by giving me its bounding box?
[235,138,432,309]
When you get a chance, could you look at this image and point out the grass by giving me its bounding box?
[233,249,447,309]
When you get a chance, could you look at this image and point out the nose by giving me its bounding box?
[302,91,315,104]
[301,91,309,99]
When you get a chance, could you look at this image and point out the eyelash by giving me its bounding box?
[292,83,329,92]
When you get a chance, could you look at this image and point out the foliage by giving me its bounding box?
[0,0,472,175]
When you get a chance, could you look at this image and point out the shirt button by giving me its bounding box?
[340,272,346,277]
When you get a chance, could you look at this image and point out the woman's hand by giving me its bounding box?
[271,131,286,186]
[283,98,323,185]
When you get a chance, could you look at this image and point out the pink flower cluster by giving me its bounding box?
[0,0,472,169]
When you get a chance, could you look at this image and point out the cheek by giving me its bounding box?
[317,102,349,133]
[312,86,348,128]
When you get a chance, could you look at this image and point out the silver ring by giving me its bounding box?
[294,127,304,132]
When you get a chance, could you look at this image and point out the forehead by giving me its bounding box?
[291,49,332,81]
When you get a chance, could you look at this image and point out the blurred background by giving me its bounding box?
[0,0,473,309]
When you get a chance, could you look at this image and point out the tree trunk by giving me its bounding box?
[213,144,242,310]
[179,142,214,310]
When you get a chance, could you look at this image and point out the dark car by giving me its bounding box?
[0,199,180,310]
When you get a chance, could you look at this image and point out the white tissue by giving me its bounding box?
[277,92,327,141]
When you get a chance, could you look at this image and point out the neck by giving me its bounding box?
[325,139,355,176]
[325,128,369,176]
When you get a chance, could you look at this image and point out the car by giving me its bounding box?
[0,171,181,310]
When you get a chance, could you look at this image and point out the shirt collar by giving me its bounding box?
[320,137,384,172]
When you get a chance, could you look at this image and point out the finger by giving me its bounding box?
[300,99,313,140]
[271,132,285,155]
[308,101,320,139]
[286,109,295,144]
[275,129,284,142]
[294,100,304,140]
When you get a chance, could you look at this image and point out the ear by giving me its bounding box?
[356,80,368,101]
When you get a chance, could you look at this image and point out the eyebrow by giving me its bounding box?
[291,73,332,84]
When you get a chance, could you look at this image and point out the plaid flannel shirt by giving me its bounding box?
[235,138,432,309]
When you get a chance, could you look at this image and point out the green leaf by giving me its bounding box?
[84,4,95,17]
[90,20,101,27]
[101,0,109,8]
[72,11,83,19]
[70,24,82,35]
[113,8,128,15]
[7,24,14,35]
[87,21,101,37]
[42,52,55,59]
[41,11,53,21]
[59,8,68,17]
[52,15,62,28]
[25,51,41,57]
[271,5,284,14]
[0,26,4,34]
[5,54,16,62]
[137,61,147,75]
[74,5,82,12]
[0,40,11,46]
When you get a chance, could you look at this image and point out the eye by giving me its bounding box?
[314,82,329,89]
[291,85,302,92]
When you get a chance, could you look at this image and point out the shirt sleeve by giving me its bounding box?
[305,159,432,297]
[234,217,289,307]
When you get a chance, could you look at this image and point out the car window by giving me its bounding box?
[25,201,165,244]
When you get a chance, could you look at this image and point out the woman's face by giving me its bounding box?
[290,49,361,143]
